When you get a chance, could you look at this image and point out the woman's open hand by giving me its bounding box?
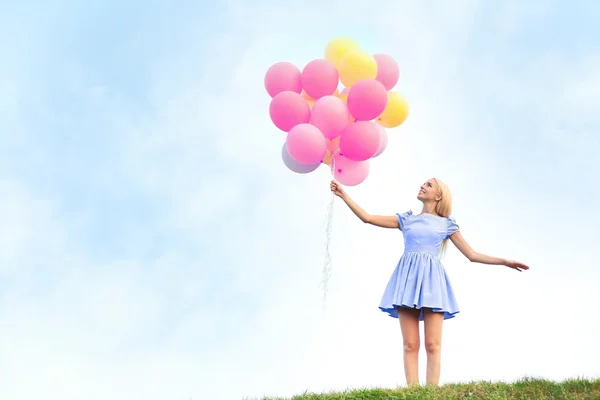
[505,260,530,272]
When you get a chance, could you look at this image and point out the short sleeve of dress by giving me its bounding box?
[395,210,413,230]
[447,216,459,238]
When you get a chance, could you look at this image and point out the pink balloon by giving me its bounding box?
[269,91,311,132]
[347,79,388,121]
[286,123,327,164]
[332,153,370,186]
[339,121,380,161]
[310,96,349,139]
[281,143,320,174]
[372,123,388,158]
[301,59,339,99]
[374,54,400,90]
[264,62,302,98]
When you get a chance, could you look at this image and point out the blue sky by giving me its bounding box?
[1,1,599,399]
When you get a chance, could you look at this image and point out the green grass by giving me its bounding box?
[255,377,600,400]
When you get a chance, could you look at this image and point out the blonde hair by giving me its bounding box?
[433,178,453,256]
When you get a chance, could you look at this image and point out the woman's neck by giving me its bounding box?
[421,203,439,216]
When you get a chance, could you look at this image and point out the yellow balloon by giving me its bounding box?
[377,92,409,128]
[322,151,333,166]
[301,91,316,108]
[338,50,378,89]
[325,37,360,69]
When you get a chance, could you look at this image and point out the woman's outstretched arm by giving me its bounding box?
[330,180,399,229]
[449,231,530,272]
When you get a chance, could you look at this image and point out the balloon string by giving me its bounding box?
[321,155,336,311]
[321,191,334,310]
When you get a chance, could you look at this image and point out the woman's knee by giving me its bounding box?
[425,340,441,355]
[403,339,420,353]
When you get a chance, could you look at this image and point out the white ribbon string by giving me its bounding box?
[321,191,335,310]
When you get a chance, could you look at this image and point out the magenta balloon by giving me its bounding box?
[286,123,327,164]
[281,143,320,174]
[301,59,339,99]
[372,123,388,158]
[332,153,370,186]
[269,91,311,132]
[264,62,302,98]
[374,54,400,90]
[347,79,388,121]
[339,120,380,161]
[310,96,349,140]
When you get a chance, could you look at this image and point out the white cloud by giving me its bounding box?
[0,180,70,276]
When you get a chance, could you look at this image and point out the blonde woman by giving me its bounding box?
[330,178,529,387]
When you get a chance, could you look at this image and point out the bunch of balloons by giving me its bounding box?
[265,37,409,186]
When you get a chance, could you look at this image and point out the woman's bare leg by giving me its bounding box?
[423,309,444,385]
[398,307,421,386]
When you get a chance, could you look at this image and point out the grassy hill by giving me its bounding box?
[257,377,600,400]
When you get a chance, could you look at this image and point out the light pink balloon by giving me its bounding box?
[339,121,380,161]
[281,143,320,174]
[340,87,349,95]
[286,123,327,164]
[264,62,302,98]
[332,153,370,186]
[347,79,388,121]
[310,96,349,139]
[372,123,388,157]
[374,54,400,90]
[301,59,339,99]
[269,91,311,132]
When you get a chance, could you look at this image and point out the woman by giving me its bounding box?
[330,178,529,387]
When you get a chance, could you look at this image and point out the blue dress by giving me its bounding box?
[379,210,460,321]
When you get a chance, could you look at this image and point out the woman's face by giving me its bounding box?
[417,178,441,202]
